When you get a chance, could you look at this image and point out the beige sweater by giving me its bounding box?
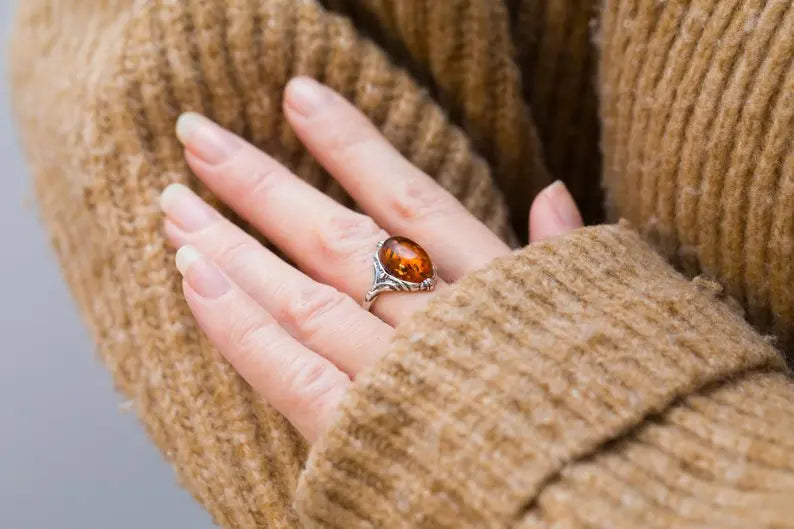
[9,0,794,528]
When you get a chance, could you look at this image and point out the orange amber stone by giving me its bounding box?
[378,236,434,283]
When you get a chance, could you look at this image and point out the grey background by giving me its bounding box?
[0,2,215,527]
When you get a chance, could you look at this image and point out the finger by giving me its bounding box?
[175,245,348,442]
[282,76,511,280]
[160,183,393,376]
[528,181,584,242]
[175,113,446,326]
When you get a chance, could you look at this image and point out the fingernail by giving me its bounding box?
[175,245,230,299]
[159,183,217,232]
[285,77,333,116]
[175,112,241,164]
[544,180,583,229]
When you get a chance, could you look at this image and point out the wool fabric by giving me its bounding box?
[8,0,794,528]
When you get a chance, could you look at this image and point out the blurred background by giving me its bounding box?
[0,2,214,527]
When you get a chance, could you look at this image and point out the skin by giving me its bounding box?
[160,77,584,442]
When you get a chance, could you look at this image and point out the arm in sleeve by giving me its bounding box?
[296,224,792,529]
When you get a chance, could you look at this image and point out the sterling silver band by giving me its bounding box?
[362,240,437,311]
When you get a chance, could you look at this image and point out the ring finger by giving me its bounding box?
[283,77,511,280]
[176,113,446,326]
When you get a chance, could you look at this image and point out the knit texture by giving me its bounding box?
[296,224,788,529]
[10,2,516,526]
[599,0,794,350]
[510,0,604,223]
[321,0,552,234]
[8,0,794,528]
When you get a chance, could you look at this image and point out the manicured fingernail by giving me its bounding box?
[544,180,583,229]
[175,112,241,164]
[159,183,217,232]
[285,77,333,116]
[175,245,230,299]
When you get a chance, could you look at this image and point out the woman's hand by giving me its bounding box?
[160,77,583,442]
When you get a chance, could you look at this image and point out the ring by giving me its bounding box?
[362,236,437,311]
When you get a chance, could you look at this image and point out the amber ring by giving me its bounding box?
[362,236,437,311]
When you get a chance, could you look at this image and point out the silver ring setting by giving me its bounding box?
[362,236,437,311]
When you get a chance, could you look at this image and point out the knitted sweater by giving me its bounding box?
[9,1,794,528]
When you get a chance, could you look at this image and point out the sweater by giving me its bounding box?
[8,0,794,527]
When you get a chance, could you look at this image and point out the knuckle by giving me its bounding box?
[226,312,274,356]
[321,111,377,160]
[282,285,350,341]
[336,130,379,165]
[232,161,283,206]
[246,166,282,201]
[213,237,258,276]
[282,356,345,417]
[318,213,385,261]
[389,178,458,223]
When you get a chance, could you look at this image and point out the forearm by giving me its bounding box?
[516,369,794,528]
[297,224,792,528]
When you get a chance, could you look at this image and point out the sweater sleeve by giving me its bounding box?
[295,223,793,529]
[7,1,521,527]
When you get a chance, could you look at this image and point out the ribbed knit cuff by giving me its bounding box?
[513,369,794,527]
[294,224,783,529]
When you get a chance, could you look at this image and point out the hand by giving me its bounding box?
[160,77,584,442]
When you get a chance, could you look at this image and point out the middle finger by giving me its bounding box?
[283,77,512,280]
[175,113,445,326]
